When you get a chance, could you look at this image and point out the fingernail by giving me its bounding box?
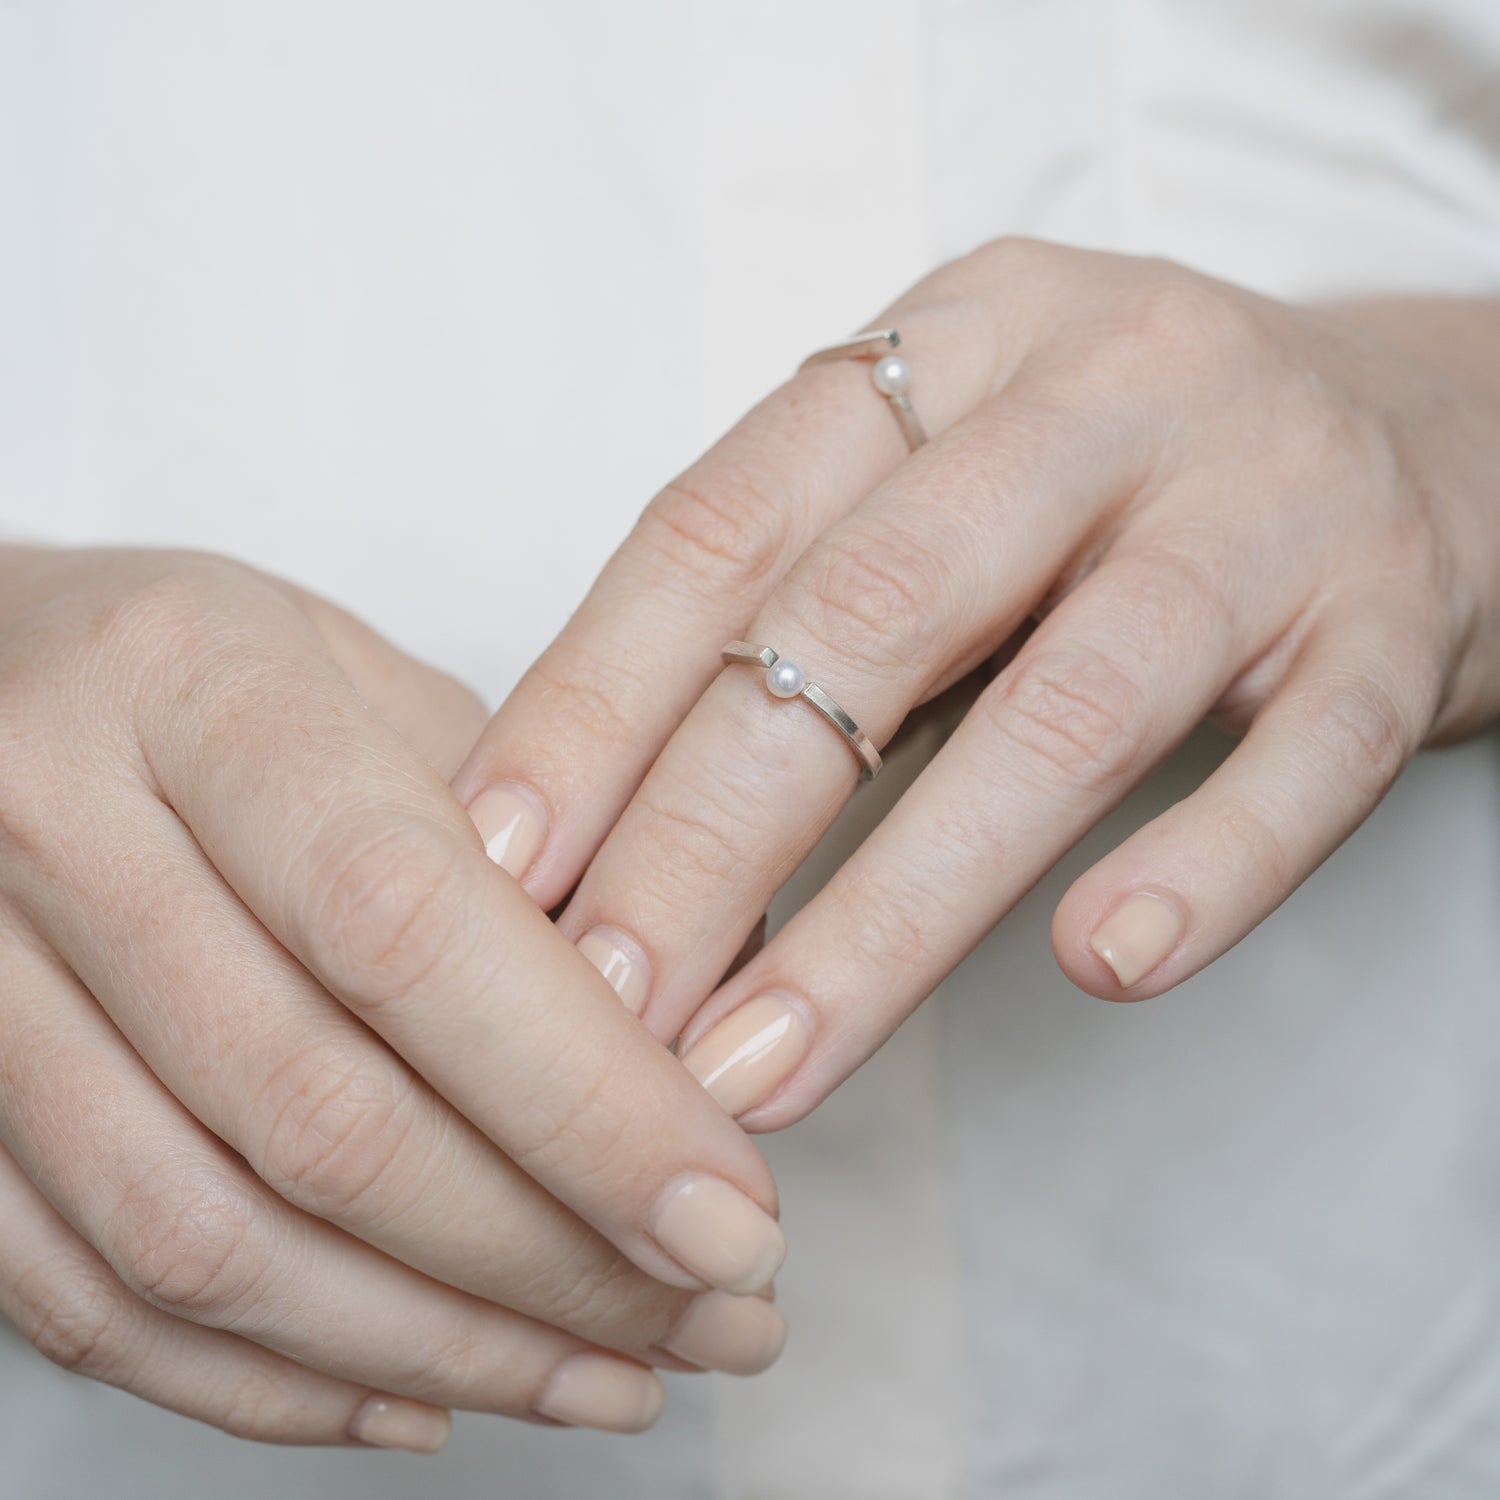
[467,782,547,880]
[649,1174,786,1295]
[657,1290,788,1376]
[577,926,651,1016]
[1088,891,1184,988]
[532,1353,665,1434]
[681,993,813,1118]
[350,1395,453,1453]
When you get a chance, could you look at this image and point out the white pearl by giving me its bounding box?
[871,355,910,397]
[766,659,805,698]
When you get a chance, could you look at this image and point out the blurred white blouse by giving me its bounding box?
[3,3,1500,1497]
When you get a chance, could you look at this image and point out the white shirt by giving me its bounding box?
[3,3,1499,1496]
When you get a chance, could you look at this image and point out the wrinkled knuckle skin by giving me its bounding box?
[14,1255,126,1378]
[507,1242,679,1351]
[1295,675,1414,801]
[524,648,645,751]
[255,1046,418,1222]
[639,468,788,592]
[111,1168,266,1322]
[788,525,947,668]
[505,1054,635,1187]
[78,554,272,687]
[983,647,1149,796]
[217,1365,294,1443]
[307,824,469,1012]
[1218,796,1295,896]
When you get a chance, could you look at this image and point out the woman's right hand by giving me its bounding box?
[0,545,787,1451]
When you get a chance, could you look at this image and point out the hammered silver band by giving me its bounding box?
[797,327,928,451]
[721,641,882,782]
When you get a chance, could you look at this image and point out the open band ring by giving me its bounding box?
[721,641,882,782]
[798,327,928,451]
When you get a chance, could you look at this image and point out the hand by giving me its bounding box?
[453,238,1500,1131]
[0,546,786,1450]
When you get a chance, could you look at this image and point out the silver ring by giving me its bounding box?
[797,327,928,451]
[721,641,882,782]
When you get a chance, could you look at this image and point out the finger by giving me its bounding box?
[0,933,668,1433]
[450,247,1050,908]
[671,544,1265,1128]
[283,583,489,780]
[130,568,784,1294]
[8,786,786,1374]
[1050,587,1440,999]
[0,1144,452,1452]
[10,779,785,1371]
[554,360,1159,1046]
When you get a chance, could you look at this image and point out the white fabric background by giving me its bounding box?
[2,2,1499,1495]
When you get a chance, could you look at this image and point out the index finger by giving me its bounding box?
[134,565,784,1295]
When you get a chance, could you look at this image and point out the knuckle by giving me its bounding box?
[255,1045,419,1221]
[1117,270,1260,377]
[307,822,469,1011]
[513,1244,657,1344]
[502,1040,636,1186]
[832,862,936,980]
[523,646,645,751]
[1119,544,1236,657]
[80,553,269,681]
[787,523,948,666]
[983,644,1149,796]
[14,1254,126,1377]
[1292,671,1414,800]
[638,467,788,591]
[628,769,768,900]
[216,1365,294,1442]
[110,1167,266,1322]
[1217,794,1296,894]
[957,233,1057,288]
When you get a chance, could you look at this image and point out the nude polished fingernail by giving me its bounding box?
[649,1174,786,1295]
[681,994,813,1118]
[1088,892,1184,988]
[658,1290,788,1376]
[350,1395,453,1453]
[532,1353,665,1433]
[577,926,651,1015]
[467,782,547,880]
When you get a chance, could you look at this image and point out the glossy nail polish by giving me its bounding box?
[1089,891,1184,988]
[577,926,651,1015]
[681,994,812,1117]
[467,782,547,880]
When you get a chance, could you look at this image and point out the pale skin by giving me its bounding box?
[4,238,1499,1451]
[463,239,1500,1123]
[0,548,788,1451]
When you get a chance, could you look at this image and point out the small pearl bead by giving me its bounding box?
[766,660,805,698]
[871,355,910,397]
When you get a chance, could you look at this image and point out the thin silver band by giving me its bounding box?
[721,641,882,782]
[797,327,928,451]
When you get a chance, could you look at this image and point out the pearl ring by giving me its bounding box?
[797,326,929,451]
[720,641,882,782]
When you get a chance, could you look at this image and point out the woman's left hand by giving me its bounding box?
[452,238,1500,1129]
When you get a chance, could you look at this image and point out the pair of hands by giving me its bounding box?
[3,240,1497,1451]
